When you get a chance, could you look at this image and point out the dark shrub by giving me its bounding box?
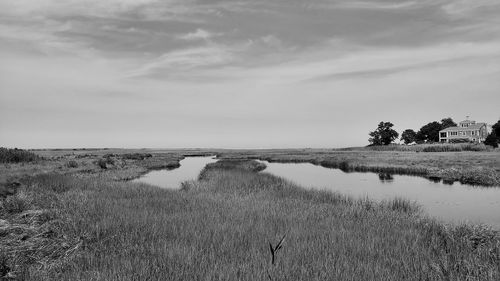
[122,153,153,160]
[484,133,498,148]
[338,161,350,172]
[0,254,11,279]
[105,157,115,165]
[66,160,78,168]
[0,181,20,198]
[180,181,191,191]
[1,196,27,214]
[97,159,107,169]
[0,148,40,163]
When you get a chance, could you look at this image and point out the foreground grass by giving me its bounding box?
[1,161,498,280]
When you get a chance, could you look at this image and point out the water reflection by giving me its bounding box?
[443,179,455,185]
[427,176,442,183]
[258,160,500,228]
[378,173,394,182]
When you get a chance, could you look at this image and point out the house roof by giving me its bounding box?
[459,119,473,123]
[440,123,486,132]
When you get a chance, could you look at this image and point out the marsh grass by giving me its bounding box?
[66,160,78,168]
[0,148,40,163]
[421,143,490,152]
[0,160,498,280]
[318,159,428,176]
[199,159,267,180]
[364,143,491,152]
[317,158,498,186]
[384,197,420,213]
[241,151,500,186]
[217,147,500,186]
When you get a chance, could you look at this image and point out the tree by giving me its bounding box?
[485,119,500,148]
[440,118,457,129]
[414,118,458,143]
[492,120,500,136]
[484,133,498,148]
[416,121,442,143]
[369,122,399,146]
[400,129,417,144]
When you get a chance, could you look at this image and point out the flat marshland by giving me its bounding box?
[217,145,500,186]
[1,147,499,280]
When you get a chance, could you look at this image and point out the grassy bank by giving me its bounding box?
[0,150,185,184]
[358,143,492,152]
[217,149,500,186]
[7,147,499,186]
[1,160,498,280]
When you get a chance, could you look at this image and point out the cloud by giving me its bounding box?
[0,0,164,18]
[2,0,500,148]
[304,55,495,82]
[442,0,500,16]
[331,0,421,10]
[260,35,283,48]
[126,45,235,78]
[3,1,173,23]
[296,41,500,83]
[177,29,219,41]
[0,18,98,58]
[3,0,500,62]
[167,40,500,85]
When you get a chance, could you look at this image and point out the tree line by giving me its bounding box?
[368,118,500,147]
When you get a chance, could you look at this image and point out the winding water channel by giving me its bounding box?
[133,157,500,228]
[132,156,217,188]
[258,160,500,228]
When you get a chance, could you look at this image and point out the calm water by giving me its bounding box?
[133,156,217,188]
[258,160,500,228]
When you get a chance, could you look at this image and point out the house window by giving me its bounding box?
[440,132,447,138]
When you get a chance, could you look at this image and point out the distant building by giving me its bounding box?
[439,119,489,143]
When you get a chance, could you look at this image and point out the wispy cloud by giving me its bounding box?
[126,45,236,78]
[326,0,422,10]
[0,0,176,19]
[177,29,220,41]
[300,41,500,83]
[442,0,500,16]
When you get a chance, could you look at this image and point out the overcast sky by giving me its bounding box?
[1,0,499,148]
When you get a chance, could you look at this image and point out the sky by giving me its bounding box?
[1,0,500,149]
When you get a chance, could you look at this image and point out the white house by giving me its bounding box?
[439,119,489,143]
